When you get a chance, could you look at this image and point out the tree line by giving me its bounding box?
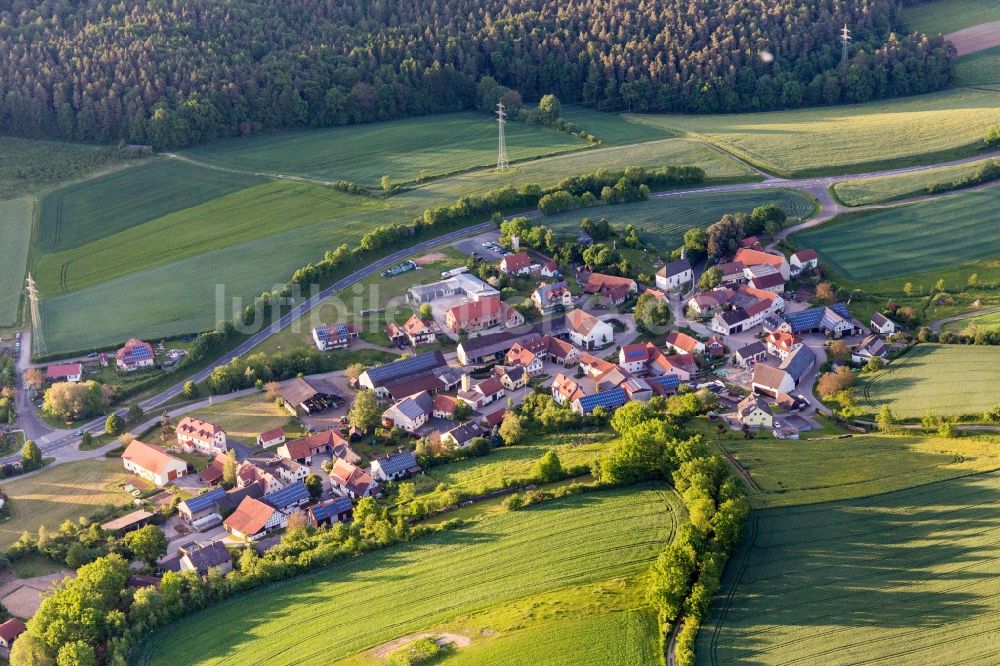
[0,0,954,148]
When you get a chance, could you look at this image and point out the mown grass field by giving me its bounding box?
[831,157,999,206]
[168,393,299,444]
[145,485,679,665]
[713,431,1000,509]
[0,136,127,201]
[862,344,1000,418]
[904,0,1000,35]
[955,44,1000,85]
[539,188,815,249]
[943,308,1000,334]
[561,105,678,144]
[699,470,1000,665]
[627,87,1000,177]
[181,113,587,186]
[0,197,33,327]
[792,186,1000,283]
[0,460,130,550]
[36,158,266,253]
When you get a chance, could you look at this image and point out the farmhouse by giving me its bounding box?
[456,331,518,366]
[655,259,693,291]
[257,428,285,449]
[779,344,816,386]
[790,249,819,275]
[307,497,354,527]
[498,252,533,275]
[504,346,544,376]
[852,334,889,365]
[330,458,380,499]
[748,272,785,293]
[442,421,485,448]
[370,450,421,482]
[176,417,228,456]
[432,394,459,420]
[734,248,790,281]
[619,343,653,374]
[737,395,773,429]
[122,440,187,487]
[359,350,447,397]
[263,480,311,512]
[735,341,768,367]
[566,309,614,350]
[312,322,359,350]
[752,364,795,396]
[178,485,264,525]
[583,273,638,302]
[531,281,574,314]
[236,459,285,495]
[540,260,561,278]
[382,391,434,432]
[664,331,705,355]
[687,288,734,315]
[708,286,783,335]
[399,315,438,346]
[223,496,282,541]
[457,374,505,409]
[276,377,342,415]
[45,363,82,383]
[706,335,725,357]
[716,261,746,286]
[116,338,155,372]
[508,335,580,367]
[783,303,860,338]
[445,294,523,334]
[406,273,498,304]
[871,312,897,335]
[278,430,352,464]
[176,542,233,577]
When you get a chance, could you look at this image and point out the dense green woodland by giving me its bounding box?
[0,0,955,148]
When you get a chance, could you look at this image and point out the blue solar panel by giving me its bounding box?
[125,344,152,362]
[576,388,628,413]
[312,497,353,521]
[365,350,445,384]
[376,451,419,476]
[182,487,226,513]
[784,303,853,332]
[264,481,310,510]
[648,375,681,390]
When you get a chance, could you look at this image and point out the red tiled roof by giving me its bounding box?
[734,248,785,269]
[433,394,458,414]
[259,427,285,443]
[123,441,183,475]
[176,417,225,443]
[584,272,636,294]
[665,331,701,354]
[330,458,376,496]
[403,314,434,335]
[483,408,506,427]
[45,363,81,379]
[0,618,26,643]
[793,249,818,262]
[476,376,504,396]
[281,430,347,460]
[499,252,532,273]
[223,496,274,537]
[566,309,604,336]
[447,294,502,328]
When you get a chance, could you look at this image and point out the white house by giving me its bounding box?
[175,417,229,456]
[565,309,614,350]
[382,391,433,433]
[370,450,421,482]
[45,363,82,383]
[734,248,791,281]
[664,331,705,355]
[870,312,897,336]
[312,322,359,350]
[498,252,532,275]
[116,338,155,372]
[789,249,819,276]
[330,459,380,499]
[852,334,889,365]
[257,428,286,449]
[737,395,774,429]
[655,259,693,291]
[122,440,187,488]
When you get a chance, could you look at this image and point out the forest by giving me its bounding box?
[0,0,955,148]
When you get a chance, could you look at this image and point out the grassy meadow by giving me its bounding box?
[0,197,33,326]
[627,87,1000,177]
[168,393,300,444]
[144,486,679,665]
[699,470,1000,665]
[0,136,128,201]
[861,344,1000,418]
[832,157,999,206]
[904,0,1000,34]
[792,186,1000,283]
[181,113,587,186]
[942,308,1000,334]
[955,44,1000,85]
[539,188,815,249]
[713,431,1000,509]
[0,460,130,550]
[561,105,678,144]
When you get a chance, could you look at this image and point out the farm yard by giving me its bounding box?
[699,471,1000,666]
[181,113,588,187]
[714,431,1000,509]
[537,188,815,249]
[627,87,1000,177]
[0,460,130,550]
[862,344,1000,419]
[832,157,999,206]
[0,197,33,327]
[144,486,679,665]
[792,186,1000,283]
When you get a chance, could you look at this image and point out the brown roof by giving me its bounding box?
[199,453,228,484]
[752,364,790,390]
[123,441,184,475]
[792,249,818,262]
[565,309,604,336]
[584,272,635,294]
[750,272,785,290]
[665,331,701,354]
[100,509,154,532]
[0,618,26,643]
[176,416,225,443]
[330,459,376,497]
[277,376,340,407]
[476,376,505,397]
[259,427,285,443]
[734,248,785,269]
[500,252,532,273]
[280,430,347,460]
[223,496,275,537]
[482,408,507,427]
[433,394,458,414]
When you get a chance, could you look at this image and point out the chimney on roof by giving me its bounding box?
[461,373,471,392]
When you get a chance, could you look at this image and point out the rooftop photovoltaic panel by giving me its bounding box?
[648,375,681,390]
[264,481,309,509]
[377,451,418,476]
[182,487,227,513]
[577,388,628,413]
[365,350,445,384]
[312,497,353,521]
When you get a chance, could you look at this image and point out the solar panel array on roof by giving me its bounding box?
[182,487,227,514]
[376,450,419,476]
[364,350,445,385]
[125,344,152,362]
[264,481,310,510]
[311,497,353,521]
[576,388,628,414]
[624,347,647,360]
[647,375,681,390]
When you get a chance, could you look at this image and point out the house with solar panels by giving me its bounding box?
[307,497,354,527]
[781,303,860,338]
[571,387,629,415]
[358,350,448,398]
[116,338,155,372]
[382,391,434,433]
[312,322,359,350]
[263,480,311,512]
[370,450,421,482]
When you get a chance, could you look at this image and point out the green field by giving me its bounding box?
[955,45,1000,85]
[792,186,1000,283]
[538,188,815,249]
[699,470,1000,665]
[167,393,300,444]
[832,157,999,206]
[0,197,33,326]
[36,159,267,253]
[904,0,1000,35]
[0,136,127,201]
[627,88,1000,177]
[181,113,587,187]
[715,431,1000,509]
[942,308,1000,334]
[145,486,679,665]
[561,105,678,145]
[862,344,1000,418]
[0,460,130,550]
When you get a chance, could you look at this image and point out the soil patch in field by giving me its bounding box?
[947,20,1000,55]
[0,571,73,618]
[370,632,472,659]
[414,251,448,264]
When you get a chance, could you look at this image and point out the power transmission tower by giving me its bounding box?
[496,101,509,172]
[25,273,45,354]
[840,24,852,63]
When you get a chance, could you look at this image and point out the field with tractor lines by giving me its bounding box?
[943,309,1000,334]
[792,186,1000,283]
[145,485,679,665]
[905,0,1000,35]
[832,157,999,206]
[699,470,1000,665]
[0,197,33,326]
[862,344,1000,418]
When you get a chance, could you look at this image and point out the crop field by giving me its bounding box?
[36,158,266,253]
[35,180,382,296]
[561,105,678,144]
[144,485,679,665]
[862,344,1000,418]
[0,197,33,326]
[627,87,1000,177]
[905,0,1000,35]
[792,186,1000,283]
[181,113,587,187]
[955,45,1000,85]
[714,431,1000,509]
[831,157,999,206]
[943,309,1000,334]
[538,188,815,249]
[0,136,126,201]
[0,460,130,550]
[699,471,1000,665]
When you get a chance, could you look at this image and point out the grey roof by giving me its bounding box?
[779,345,816,382]
[719,307,750,326]
[277,376,340,406]
[736,341,767,358]
[182,542,231,573]
[394,391,434,420]
[857,334,888,358]
[375,450,420,476]
[660,259,692,278]
[216,483,264,513]
[363,350,447,387]
[445,421,484,445]
[871,312,893,327]
[738,394,772,419]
